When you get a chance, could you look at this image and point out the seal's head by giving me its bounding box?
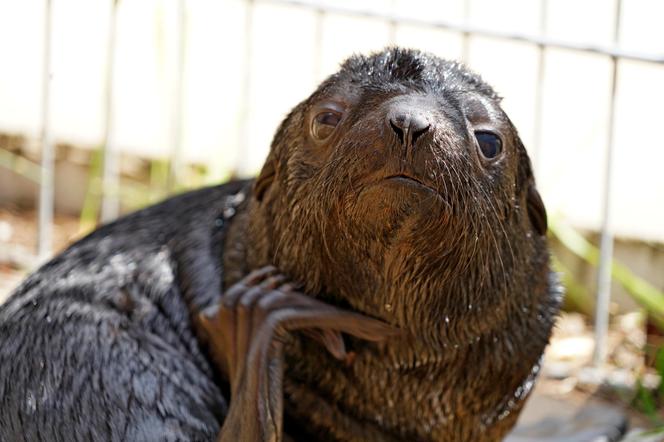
[244,47,560,441]
[250,47,549,343]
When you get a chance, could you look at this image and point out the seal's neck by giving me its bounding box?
[279,328,542,442]
[222,197,269,287]
[221,193,556,441]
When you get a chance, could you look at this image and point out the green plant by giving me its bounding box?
[0,147,41,183]
[632,347,664,426]
[552,254,594,316]
[550,219,664,330]
[78,148,104,234]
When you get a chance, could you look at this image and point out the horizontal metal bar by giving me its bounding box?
[260,0,664,65]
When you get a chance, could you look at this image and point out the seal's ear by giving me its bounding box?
[253,152,276,202]
[527,184,547,236]
[515,133,548,236]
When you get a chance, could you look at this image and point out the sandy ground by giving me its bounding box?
[0,263,23,304]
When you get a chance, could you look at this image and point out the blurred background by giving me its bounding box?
[0,0,663,437]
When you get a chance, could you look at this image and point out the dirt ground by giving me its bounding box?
[0,206,82,304]
[0,207,661,440]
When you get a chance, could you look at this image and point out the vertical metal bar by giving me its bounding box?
[387,0,398,45]
[593,0,623,367]
[101,0,120,223]
[460,0,471,63]
[235,0,254,176]
[531,0,547,175]
[37,0,54,259]
[168,0,187,190]
[312,8,324,82]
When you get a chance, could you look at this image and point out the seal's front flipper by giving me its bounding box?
[197,266,397,442]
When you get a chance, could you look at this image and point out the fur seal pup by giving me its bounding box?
[0,48,561,441]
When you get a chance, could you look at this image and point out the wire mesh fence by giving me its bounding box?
[4,0,664,366]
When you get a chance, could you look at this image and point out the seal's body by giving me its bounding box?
[0,183,248,440]
[0,48,561,441]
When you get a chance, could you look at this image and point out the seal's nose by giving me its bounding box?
[387,107,430,148]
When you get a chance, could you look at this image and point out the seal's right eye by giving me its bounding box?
[311,111,342,141]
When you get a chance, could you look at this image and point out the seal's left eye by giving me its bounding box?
[475,131,502,160]
[312,111,342,141]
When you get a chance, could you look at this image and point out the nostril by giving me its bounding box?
[411,123,430,145]
[387,110,430,147]
[390,121,404,144]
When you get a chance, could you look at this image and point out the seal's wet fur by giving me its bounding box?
[0,48,561,441]
[0,183,245,440]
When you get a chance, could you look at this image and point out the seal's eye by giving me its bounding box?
[311,111,342,141]
[475,131,502,160]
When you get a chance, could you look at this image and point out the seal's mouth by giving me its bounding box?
[384,174,438,194]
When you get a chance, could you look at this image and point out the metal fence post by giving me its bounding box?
[168,0,187,190]
[37,0,54,259]
[461,0,471,63]
[100,0,120,223]
[313,8,325,82]
[388,0,398,45]
[532,0,548,175]
[593,0,623,367]
[235,0,255,176]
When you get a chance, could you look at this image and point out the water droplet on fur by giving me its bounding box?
[385,303,393,312]
[468,304,473,311]
[39,360,45,370]
[445,316,450,324]
[39,383,48,403]
[46,315,52,324]
[32,300,38,307]
[25,392,36,414]
[223,207,236,219]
